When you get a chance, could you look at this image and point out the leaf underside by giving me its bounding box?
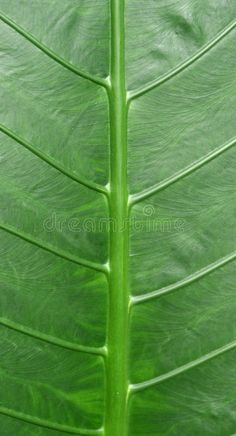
[0,1,236,435]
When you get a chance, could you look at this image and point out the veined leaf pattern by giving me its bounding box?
[0,1,236,435]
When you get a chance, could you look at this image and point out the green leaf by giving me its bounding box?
[0,1,236,435]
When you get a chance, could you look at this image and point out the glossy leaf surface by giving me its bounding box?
[0,1,236,435]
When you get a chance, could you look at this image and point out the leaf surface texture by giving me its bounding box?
[0,1,236,434]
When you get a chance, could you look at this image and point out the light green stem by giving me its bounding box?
[105,0,129,434]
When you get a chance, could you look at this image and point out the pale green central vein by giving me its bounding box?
[105,0,130,435]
